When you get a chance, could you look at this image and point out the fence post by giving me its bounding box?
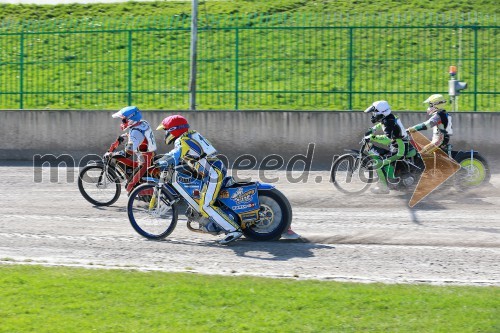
[189,0,199,111]
[235,28,239,111]
[127,30,133,106]
[19,32,24,109]
[348,27,353,110]
[473,26,478,112]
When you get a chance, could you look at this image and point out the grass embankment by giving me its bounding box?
[1,1,499,20]
[0,265,499,332]
[0,1,498,110]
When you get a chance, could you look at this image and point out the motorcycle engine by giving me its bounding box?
[401,174,415,187]
[186,207,223,234]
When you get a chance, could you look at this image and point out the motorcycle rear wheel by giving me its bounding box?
[242,188,290,241]
[454,154,491,190]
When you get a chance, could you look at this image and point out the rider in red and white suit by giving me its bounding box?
[112,106,157,192]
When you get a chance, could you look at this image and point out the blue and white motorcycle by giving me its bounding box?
[126,164,292,242]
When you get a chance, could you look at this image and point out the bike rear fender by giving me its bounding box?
[256,182,275,190]
[86,160,104,167]
[344,149,360,154]
[452,150,481,161]
[142,177,158,183]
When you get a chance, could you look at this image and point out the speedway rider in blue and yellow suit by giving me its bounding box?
[156,115,243,245]
[364,101,409,194]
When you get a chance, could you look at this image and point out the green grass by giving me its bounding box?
[0,1,498,111]
[1,1,499,21]
[0,264,499,332]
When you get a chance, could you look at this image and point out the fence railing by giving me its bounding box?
[0,13,498,111]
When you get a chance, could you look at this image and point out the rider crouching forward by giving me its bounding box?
[364,101,409,194]
[155,115,243,245]
[407,94,452,156]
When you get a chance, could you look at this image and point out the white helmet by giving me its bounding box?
[364,100,391,123]
[424,94,447,115]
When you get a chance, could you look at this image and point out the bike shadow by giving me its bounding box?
[224,239,334,261]
[401,184,498,224]
[149,237,334,261]
[402,186,496,209]
[91,205,128,212]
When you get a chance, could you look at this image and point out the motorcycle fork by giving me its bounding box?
[98,163,109,186]
[149,186,159,210]
[149,179,178,211]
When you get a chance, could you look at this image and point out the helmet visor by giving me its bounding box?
[120,118,129,130]
[370,113,384,124]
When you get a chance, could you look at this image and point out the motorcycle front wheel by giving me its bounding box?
[127,183,178,239]
[330,154,374,195]
[242,188,290,241]
[78,164,121,206]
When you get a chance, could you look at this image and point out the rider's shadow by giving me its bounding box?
[92,205,128,212]
[398,182,496,207]
[404,185,497,225]
[150,237,334,261]
[223,240,334,261]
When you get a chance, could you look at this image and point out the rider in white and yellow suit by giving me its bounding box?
[156,115,242,245]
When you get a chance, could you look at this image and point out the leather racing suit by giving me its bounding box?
[125,120,157,192]
[158,130,240,233]
[366,114,409,189]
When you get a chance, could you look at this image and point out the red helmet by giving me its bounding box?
[156,115,190,144]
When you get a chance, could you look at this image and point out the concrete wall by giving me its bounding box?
[1,110,498,170]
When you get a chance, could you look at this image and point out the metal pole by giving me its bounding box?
[189,0,199,111]
[127,30,133,106]
[348,27,353,111]
[473,26,478,112]
[19,32,24,109]
[235,28,239,111]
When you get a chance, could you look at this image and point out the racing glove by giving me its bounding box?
[157,155,175,170]
[117,133,128,144]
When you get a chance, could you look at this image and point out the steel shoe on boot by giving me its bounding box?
[281,228,301,240]
[370,186,390,194]
[219,230,243,245]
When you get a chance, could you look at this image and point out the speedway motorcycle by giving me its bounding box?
[126,164,292,241]
[78,136,162,206]
[330,135,490,195]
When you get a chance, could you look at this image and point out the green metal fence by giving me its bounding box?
[0,13,498,111]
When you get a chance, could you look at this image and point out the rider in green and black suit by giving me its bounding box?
[364,100,409,194]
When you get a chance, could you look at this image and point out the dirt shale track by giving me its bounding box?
[0,165,499,286]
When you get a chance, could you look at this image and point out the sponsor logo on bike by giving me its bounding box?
[178,176,193,183]
[231,187,256,204]
[232,203,255,210]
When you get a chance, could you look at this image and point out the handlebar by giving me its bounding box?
[359,135,371,145]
